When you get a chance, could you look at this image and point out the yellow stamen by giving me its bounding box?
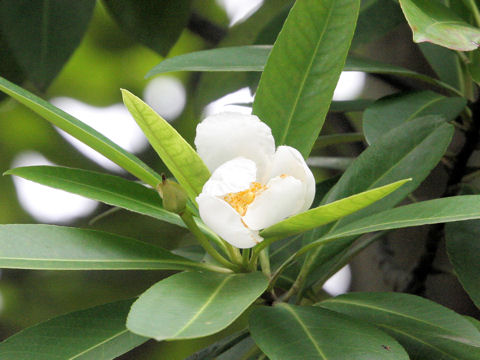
[223,182,267,216]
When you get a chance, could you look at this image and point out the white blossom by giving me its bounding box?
[195,113,315,248]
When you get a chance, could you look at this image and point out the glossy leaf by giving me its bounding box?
[253,0,360,157]
[468,49,480,85]
[317,195,480,242]
[249,303,409,360]
[147,45,271,77]
[319,292,480,359]
[445,220,480,308]
[0,77,161,187]
[127,271,267,340]
[0,0,96,90]
[261,179,410,239]
[103,0,191,56]
[399,0,480,51]
[0,224,212,271]
[363,91,466,144]
[121,90,210,203]
[0,299,147,360]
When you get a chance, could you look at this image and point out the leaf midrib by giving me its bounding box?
[173,276,232,337]
[281,304,327,360]
[279,1,335,146]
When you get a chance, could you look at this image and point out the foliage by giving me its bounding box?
[1,0,480,359]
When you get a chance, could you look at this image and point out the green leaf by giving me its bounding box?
[5,165,180,224]
[445,220,480,308]
[145,45,461,95]
[0,299,147,360]
[103,0,191,56]
[121,89,210,204]
[0,0,95,90]
[318,195,480,242]
[363,91,466,144]
[127,271,267,340]
[419,43,463,90]
[147,45,271,77]
[0,76,161,187]
[399,0,480,51]
[319,292,480,360]
[352,0,405,49]
[261,179,410,239]
[249,303,409,360]
[323,116,453,221]
[0,224,212,271]
[252,0,360,158]
[301,116,453,288]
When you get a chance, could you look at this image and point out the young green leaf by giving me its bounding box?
[318,195,480,242]
[0,76,162,187]
[261,179,410,239]
[319,292,480,360]
[0,299,147,360]
[363,91,466,144]
[249,303,409,360]
[399,0,480,51]
[103,0,192,56]
[0,224,218,272]
[121,89,210,204]
[0,1,96,90]
[445,220,480,309]
[253,0,360,158]
[127,271,268,340]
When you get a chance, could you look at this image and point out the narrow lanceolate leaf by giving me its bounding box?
[399,0,480,51]
[253,0,360,158]
[4,166,218,241]
[363,91,466,144]
[121,90,210,203]
[300,116,454,290]
[0,77,161,188]
[446,220,480,309]
[319,292,480,360]
[261,179,410,239]
[127,272,268,340]
[249,303,409,360]
[146,46,271,77]
[145,45,460,95]
[0,299,147,360]
[5,165,180,225]
[0,224,210,271]
[317,195,480,242]
[0,1,96,90]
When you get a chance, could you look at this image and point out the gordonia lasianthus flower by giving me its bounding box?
[195,112,315,249]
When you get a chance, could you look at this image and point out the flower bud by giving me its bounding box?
[157,174,188,214]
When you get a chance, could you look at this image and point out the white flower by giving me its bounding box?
[195,113,315,248]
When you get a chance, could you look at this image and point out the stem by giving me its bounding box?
[242,248,251,269]
[464,0,480,27]
[226,242,243,265]
[181,211,241,272]
[259,249,271,278]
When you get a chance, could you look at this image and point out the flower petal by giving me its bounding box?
[242,176,304,230]
[195,112,275,181]
[270,146,315,212]
[197,193,263,248]
[201,157,257,197]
